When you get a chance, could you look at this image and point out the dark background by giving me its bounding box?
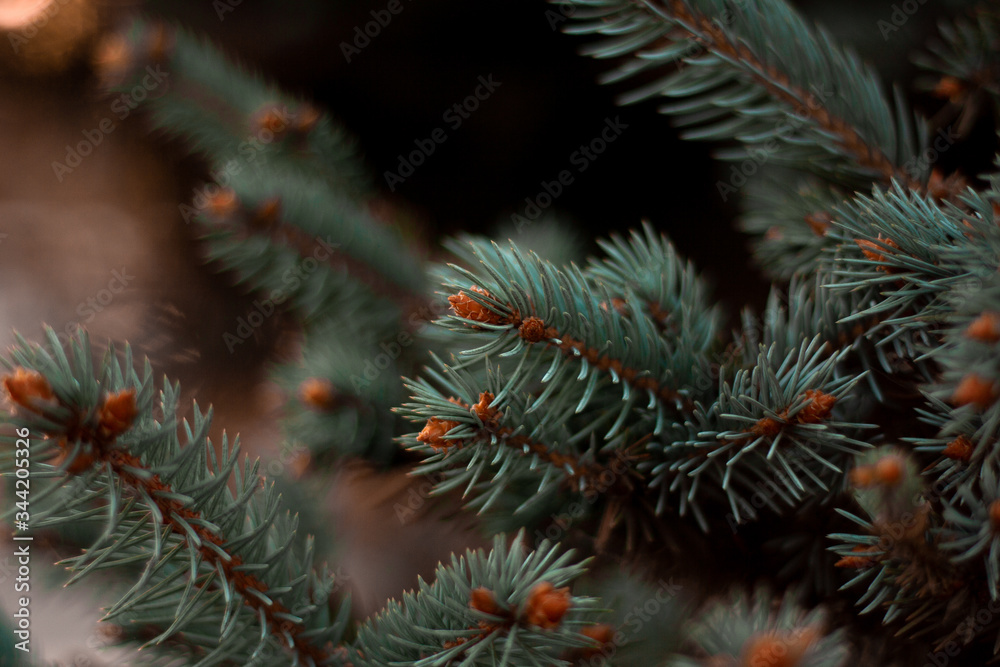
[139,0,971,315]
[0,1,992,659]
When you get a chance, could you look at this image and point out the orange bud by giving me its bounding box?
[850,465,875,488]
[252,197,282,230]
[253,105,290,137]
[471,392,498,424]
[805,212,831,237]
[874,454,905,487]
[855,235,899,272]
[98,389,138,438]
[416,418,462,451]
[966,313,1000,343]
[93,34,131,82]
[751,416,782,438]
[294,105,321,134]
[741,627,818,667]
[927,169,969,202]
[524,581,571,630]
[146,23,174,62]
[518,316,548,343]
[835,554,875,569]
[581,623,614,645]
[989,500,1000,533]
[3,368,55,413]
[952,374,998,409]
[796,389,836,424]
[289,449,312,478]
[942,435,974,463]
[470,587,499,615]
[300,377,335,410]
[206,188,239,219]
[933,76,966,101]
[52,443,96,475]
[448,286,505,325]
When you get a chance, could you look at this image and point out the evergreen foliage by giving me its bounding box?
[4,0,1000,664]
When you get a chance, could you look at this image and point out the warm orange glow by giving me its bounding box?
[0,0,98,74]
[0,0,60,31]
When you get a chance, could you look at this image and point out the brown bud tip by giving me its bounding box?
[518,316,548,343]
[416,417,461,451]
[295,105,322,134]
[3,368,55,413]
[805,211,832,237]
[990,500,1000,533]
[146,23,174,62]
[952,373,999,409]
[854,239,885,262]
[849,465,875,488]
[741,627,818,667]
[874,454,905,487]
[855,235,898,272]
[966,313,1000,344]
[599,298,629,316]
[206,188,239,219]
[524,581,571,630]
[943,435,974,463]
[469,587,499,615]
[933,76,966,101]
[797,389,836,424]
[448,286,505,325]
[93,33,131,81]
[751,416,782,438]
[581,623,614,645]
[252,197,282,230]
[927,169,969,202]
[472,392,498,423]
[98,389,138,438]
[253,105,290,137]
[289,449,312,479]
[835,554,875,569]
[53,442,96,475]
[299,377,335,410]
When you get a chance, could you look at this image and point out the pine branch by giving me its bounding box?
[558,0,925,187]
[351,532,605,666]
[398,357,647,522]
[434,234,720,431]
[95,18,426,324]
[0,329,346,666]
[649,334,872,530]
[664,587,849,666]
